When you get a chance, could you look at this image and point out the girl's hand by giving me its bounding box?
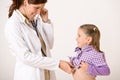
[72,62,94,80]
[79,61,89,72]
[40,8,48,22]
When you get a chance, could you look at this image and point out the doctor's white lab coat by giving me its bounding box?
[5,10,60,80]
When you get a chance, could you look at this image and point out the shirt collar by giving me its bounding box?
[16,9,26,22]
[75,45,93,53]
[15,9,31,26]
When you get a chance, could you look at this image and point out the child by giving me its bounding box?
[69,24,110,80]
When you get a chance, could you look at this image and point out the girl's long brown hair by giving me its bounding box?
[80,24,102,52]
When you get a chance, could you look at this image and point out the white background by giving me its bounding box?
[0,0,120,80]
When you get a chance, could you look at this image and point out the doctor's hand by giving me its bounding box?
[59,60,73,74]
[40,8,49,23]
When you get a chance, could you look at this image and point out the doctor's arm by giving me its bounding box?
[5,23,58,70]
[40,8,54,49]
[42,21,54,49]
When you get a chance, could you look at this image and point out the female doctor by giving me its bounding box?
[5,0,72,80]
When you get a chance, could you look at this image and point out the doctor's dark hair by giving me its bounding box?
[8,0,47,17]
[79,24,102,52]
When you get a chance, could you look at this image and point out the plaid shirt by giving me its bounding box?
[69,45,110,77]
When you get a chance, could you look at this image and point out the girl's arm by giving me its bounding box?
[87,64,110,77]
[88,53,110,77]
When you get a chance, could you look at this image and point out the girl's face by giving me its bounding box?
[25,1,45,20]
[76,28,91,48]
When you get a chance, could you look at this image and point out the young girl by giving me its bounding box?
[69,24,110,80]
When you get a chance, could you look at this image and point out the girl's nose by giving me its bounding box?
[76,37,78,41]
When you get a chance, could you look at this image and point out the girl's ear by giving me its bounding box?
[87,36,92,45]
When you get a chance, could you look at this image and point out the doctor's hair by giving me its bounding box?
[79,24,102,52]
[8,0,47,18]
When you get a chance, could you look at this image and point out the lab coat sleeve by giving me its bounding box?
[42,21,54,49]
[4,21,59,70]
